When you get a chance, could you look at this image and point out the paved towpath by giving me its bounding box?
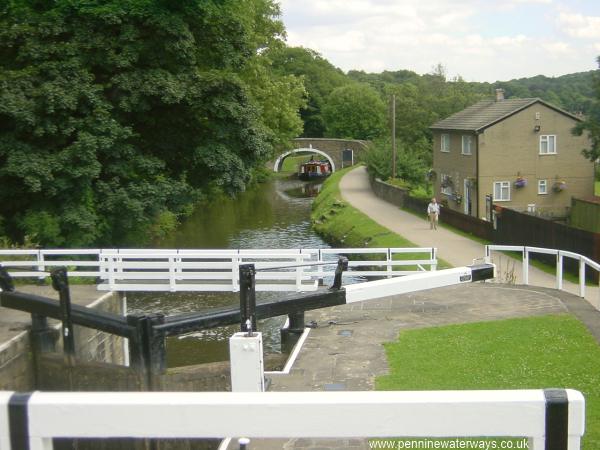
[339,166,599,309]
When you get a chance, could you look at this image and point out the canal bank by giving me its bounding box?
[311,167,452,268]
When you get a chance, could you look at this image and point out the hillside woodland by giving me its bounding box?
[0,1,597,247]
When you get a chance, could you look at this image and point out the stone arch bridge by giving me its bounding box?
[271,138,369,173]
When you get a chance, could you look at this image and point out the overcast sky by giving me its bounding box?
[279,0,600,82]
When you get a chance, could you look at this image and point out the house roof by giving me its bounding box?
[430,98,582,133]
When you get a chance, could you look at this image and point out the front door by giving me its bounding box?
[464,179,472,216]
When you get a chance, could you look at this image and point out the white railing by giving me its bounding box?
[0,247,437,292]
[485,245,600,304]
[0,390,584,449]
[0,249,101,279]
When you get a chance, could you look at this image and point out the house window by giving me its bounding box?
[538,180,547,195]
[441,134,450,152]
[493,181,510,201]
[540,135,556,154]
[461,135,473,155]
[440,173,452,195]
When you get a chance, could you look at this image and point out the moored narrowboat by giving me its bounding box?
[298,160,331,180]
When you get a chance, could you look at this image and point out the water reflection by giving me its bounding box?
[128,177,333,367]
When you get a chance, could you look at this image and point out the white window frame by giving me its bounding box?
[539,135,556,155]
[440,134,450,153]
[461,135,473,155]
[440,173,452,195]
[493,181,510,202]
[538,179,547,195]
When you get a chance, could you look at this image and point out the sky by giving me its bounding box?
[279,0,600,82]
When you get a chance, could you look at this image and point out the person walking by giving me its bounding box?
[427,197,440,230]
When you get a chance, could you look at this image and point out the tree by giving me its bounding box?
[322,83,386,140]
[573,56,600,163]
[0,0,298,246]
[270,46,349,137]
[362,136,428,185]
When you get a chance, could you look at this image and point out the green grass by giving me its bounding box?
[280,154,318,173]
[312,166,452,269]
[376,315,600,449]
[499,250,596,287]
[595,180,599,196]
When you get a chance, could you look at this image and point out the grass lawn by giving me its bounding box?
[596,180,599,196]
[376,315,600,449]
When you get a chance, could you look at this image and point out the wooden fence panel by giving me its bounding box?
[494,207,600,281]
[570,197,600,233]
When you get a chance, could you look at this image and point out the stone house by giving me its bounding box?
[429,89,594,220]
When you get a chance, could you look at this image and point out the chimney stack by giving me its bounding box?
[495,88,505,102]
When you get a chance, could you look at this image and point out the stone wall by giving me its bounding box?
[0,332,34,390]
[271,138,370,172]
[72,292,127,365]
[0,291,126,390]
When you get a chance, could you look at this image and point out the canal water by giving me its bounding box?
[127,177,332,367]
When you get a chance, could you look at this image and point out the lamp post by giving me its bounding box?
[391,94,397,179]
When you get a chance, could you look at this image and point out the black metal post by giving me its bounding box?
[239,264,257,333]
[30,313,59,388]
[50,267,75,358]
[0,266,14,292]
[281,310,306,353]
[146,313,167,389]
[127,314,149,388]
[330,256,349,290]
[287,312,305,334]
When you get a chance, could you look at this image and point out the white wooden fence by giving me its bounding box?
[485,245,600,304]
[0,389,585,450]
[0,247,437,292]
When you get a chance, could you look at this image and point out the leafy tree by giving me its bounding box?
[242,54,307,150]
[322,83,386,140]
[239,2,306,149]
[270,46,349,137]
[363,137,428,185]
[0,0,296,246]
[573,56,600,163]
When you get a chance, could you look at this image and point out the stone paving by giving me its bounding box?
[233,282,600,450]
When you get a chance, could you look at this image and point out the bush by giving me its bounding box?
[363,137,429,186]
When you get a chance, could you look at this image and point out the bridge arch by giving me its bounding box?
[273,148,335,173]
[269,138,369,174]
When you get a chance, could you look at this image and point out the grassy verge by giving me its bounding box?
[312,167,451,269]
[397,196,592,285]
[375,314,600,449]
[281,154,318,172]
[498,250,597,287]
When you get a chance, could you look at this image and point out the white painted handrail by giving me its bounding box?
[485,245,600,307]
[0,247,437,292]
[0,389,585,449]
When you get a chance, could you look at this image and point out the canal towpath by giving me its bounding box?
[338,165,600,309]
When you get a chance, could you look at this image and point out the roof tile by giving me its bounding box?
[430,98,539,132]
